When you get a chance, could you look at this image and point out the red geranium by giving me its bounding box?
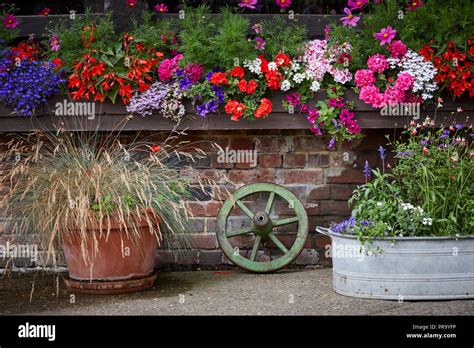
[225,100,246,121]
[237,79,258,94]
[254,98,272,118]
[275,53,291,67]
[210,72,229,86]
[230,66,245,79]
[265,70,283,90]
[259,55,269,73]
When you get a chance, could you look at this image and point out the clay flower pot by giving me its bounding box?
[62,213,160,294]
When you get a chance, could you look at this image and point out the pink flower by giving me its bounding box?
[3,14,18,29]
[408,0,424,11]
[324,25,331,40]
[310,125,323,136]
[360,85,384,108]
[395,73,414,91]
[383,86,405,105]
[367,54,389,73]
[341,8,360,28]
[49,33,61,51]
[154,3,168,12]
[158,54,183,81]
[373,26,397,46]
[252,23,263,34]
[255,37,265,50]
[354,69,375,87]
[240,0,258,9]
[184,63,204,83]
[389,40,407,58]
[275,0,292,9]
[307,108,320,123]
[348,0,368,9]
[126,0,138,8]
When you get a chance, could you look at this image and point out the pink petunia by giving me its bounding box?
[340,8,360,28]
[154,3,168,12]
[3,14,18,29]
[255,37,265,50]
[275,0,292,9]
[373,26,397,46]
[367,54,389,73]
[239,0,258,9]
[347,0,368,10]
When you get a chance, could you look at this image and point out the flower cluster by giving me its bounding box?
[126,81,185,121]
[387,50,437,101]
[0,51,65,116]
[419,40,473,98]
[297,40,352,85]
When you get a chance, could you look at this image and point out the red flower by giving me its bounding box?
[150,144,161,153]
[38,7,51,16]
[275,53,291,67]
[259,55,269,73]
[210,72,229,86]
[225,100,246,121]
[230,66,245,79]
[265,70,283,90]
[246,80,258,94]
[408,0,424,11]
[126,0,138,8]
[254,98,272,118]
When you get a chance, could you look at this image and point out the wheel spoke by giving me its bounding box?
[249,235,261,261]
[236,200,254,219]
[265,192,275,214]
[268,233,289,254]
[272,216,299,227]
[226,226,254,238]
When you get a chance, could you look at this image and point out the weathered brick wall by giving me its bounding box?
[0,129,391,270]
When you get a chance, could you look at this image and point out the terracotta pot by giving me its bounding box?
[61,214,159,294]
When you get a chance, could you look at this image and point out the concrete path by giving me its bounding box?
[1,268,473,315]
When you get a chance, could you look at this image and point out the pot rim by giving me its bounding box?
[316,226,474,241]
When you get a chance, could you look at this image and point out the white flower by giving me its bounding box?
[244,58,262,75]
[280,80,291,92]
[290,61,301,72]
[267,62,278,71]
[376,202,383,207]
[293,73,306,84]
[421,218,433,226]
[310,80,321,92]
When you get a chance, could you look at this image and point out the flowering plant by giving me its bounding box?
[355,37,437,108]
[0,5,20,45]
[68,35,164,104]
[333,120,473,240]
[0,48,65,116]
[420,39,474,98]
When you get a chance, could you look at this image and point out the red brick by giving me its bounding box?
[255,137,289,153]
[331,185,355,201]
[186,201,222,217]
[283,153,306,168]
[229,137,255,151]
[308,186,331,200]
[319,200,351,216]
[326,168,366,184]
[292,136,325,151]
[180,168,228,184]
[259,154,282,168]
[314,234,332,249]
[228,169,276,184]
[211,153,234,169]
[307,154,330,167]
[276,169,323,185]
[198,250,223,265]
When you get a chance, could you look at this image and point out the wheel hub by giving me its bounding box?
[253,211,272,239]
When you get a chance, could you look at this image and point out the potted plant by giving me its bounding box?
[317,120,474,300]
[0,129,203,294]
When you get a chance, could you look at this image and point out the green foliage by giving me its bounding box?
[260,16,308,58]
[43,10,115,71]
[130,11,179,57]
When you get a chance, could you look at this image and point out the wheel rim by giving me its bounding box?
[217,183,308,273]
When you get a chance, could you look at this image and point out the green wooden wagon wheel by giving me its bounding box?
[217,183,308,273]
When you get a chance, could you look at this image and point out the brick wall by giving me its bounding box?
[0,129,391,271]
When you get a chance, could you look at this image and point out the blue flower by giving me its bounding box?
[378,146,386,160]
[178,78,192,90]
[363,160,371,178]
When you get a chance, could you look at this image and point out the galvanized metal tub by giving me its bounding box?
[316,227,474,300]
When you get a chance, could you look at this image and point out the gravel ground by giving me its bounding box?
[1,268,474,315]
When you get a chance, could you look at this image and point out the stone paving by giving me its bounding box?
[1,268,473,315]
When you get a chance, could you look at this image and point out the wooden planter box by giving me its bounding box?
[0,91,471,133]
